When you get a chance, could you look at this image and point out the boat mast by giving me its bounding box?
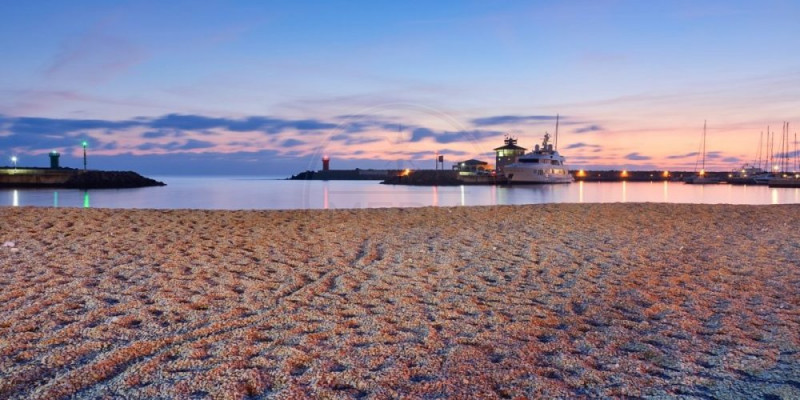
[702,120,707,173]
[781,122,786,174]
[786,122,791,173]
[554,114,559,151]
[769,127,773,173]
[757,131,763,169]
[792,132,798,173]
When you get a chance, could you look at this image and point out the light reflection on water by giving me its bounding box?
[2,176,800,209]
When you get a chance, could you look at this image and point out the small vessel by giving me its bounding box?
[685,121,722,184]
[727,164,770,185]
[504,132,573,184]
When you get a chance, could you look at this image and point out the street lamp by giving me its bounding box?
[11,156,17,171]
[82,141,88,170]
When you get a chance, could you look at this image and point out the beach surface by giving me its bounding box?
[1,204,799,399]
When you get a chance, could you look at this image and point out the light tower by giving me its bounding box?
[11,156,17,171]
[82,141,88,170]
[322,155,330,171]
[49,151,60,169]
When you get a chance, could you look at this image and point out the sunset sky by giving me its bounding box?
[1,0,799,175]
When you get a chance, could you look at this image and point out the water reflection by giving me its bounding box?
[3,179,800,209]
[621,181,627,203]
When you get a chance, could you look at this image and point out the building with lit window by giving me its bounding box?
[453,159,490,175]
[493,136,526,174]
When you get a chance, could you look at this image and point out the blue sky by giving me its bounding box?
[1,0,799,175]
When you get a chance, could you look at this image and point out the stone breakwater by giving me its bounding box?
[0,168,165,189]
[0,204,799,398]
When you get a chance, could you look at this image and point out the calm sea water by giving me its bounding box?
[2,176,800,209]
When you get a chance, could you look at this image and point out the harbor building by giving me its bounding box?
[493,137,526,174]
[453,159,490,175]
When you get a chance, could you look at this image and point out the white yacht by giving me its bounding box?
[504,132,574,184]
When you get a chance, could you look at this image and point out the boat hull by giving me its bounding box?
[505,166,574,184]
[684,177,722,184]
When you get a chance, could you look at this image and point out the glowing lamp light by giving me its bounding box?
[620,170,628,178]
[401,168,411,177]
[11,156,17,171]
[773,165,779,171]
[699,169,706,176]
[728,174,733,178]
[577,169,586,178]
[662,171,669,178]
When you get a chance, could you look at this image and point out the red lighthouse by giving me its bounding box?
[322,156,330,171]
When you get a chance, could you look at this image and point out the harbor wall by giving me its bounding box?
[0,168,165,188]
[0,169,74,185]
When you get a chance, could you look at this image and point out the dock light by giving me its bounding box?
[401,168,411,176]
[699,169,705,176]
[662,171,670,178]
[577,169,586,178]
[11,156,17,171]
[82,141,88,170]
[621,170,628,178]
[728,173,733,178]
[773,165,779,172]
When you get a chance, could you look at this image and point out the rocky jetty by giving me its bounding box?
[63,170,166,189]
[0,168,165,189]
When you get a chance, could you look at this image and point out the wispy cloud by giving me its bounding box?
[471,115,561,127]
[564,142,602,150]
[625,152,651,161]
[667,152,699,159]
[574,124,603,134]
[44,29,146,84]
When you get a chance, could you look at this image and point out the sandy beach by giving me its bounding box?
[1,204,799,399]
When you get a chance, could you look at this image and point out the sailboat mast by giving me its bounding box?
[554,114,559,151]
[786,122,791,173]
[757,131,763,169]
[702,120,707,172]
[769,128,773,173]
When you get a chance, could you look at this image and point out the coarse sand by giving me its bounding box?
[1,203,799,399]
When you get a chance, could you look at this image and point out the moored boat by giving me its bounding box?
[685,121,722,184]
[504,132,573,184]
[726,164,769,185]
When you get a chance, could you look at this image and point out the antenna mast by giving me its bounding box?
[554,114,559,150]
[757,131,763,169]
[702,120,707,172]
